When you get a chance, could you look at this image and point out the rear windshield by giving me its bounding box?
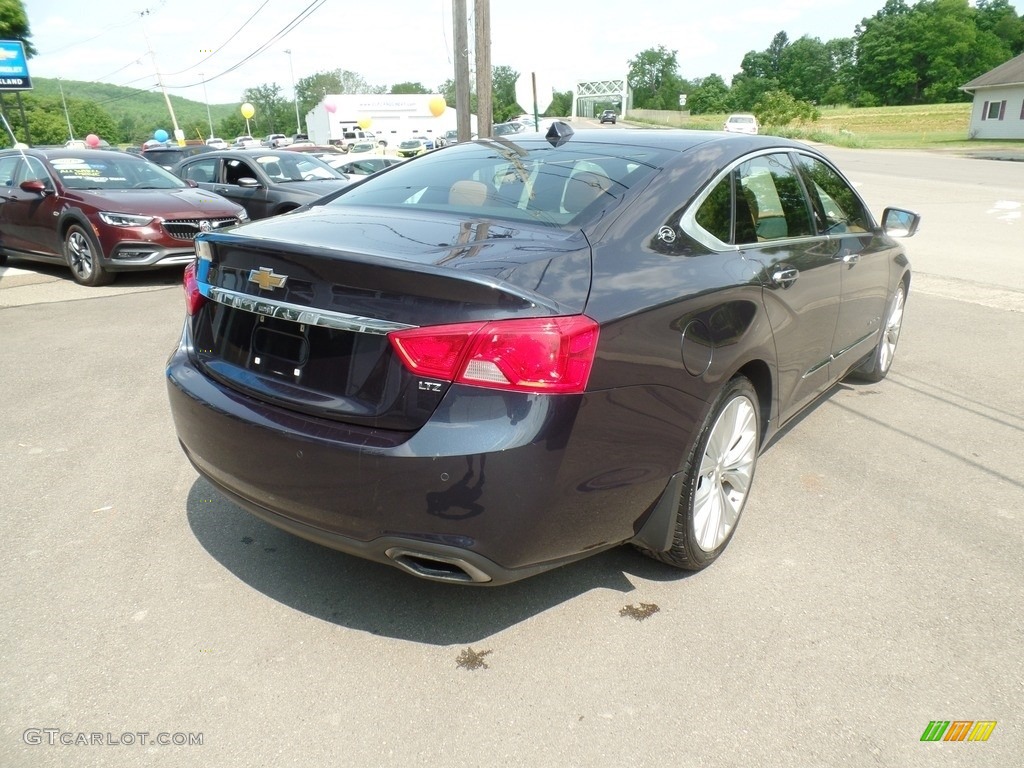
[321,138,669,227]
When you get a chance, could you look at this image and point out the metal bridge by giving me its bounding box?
[571,78,630,120]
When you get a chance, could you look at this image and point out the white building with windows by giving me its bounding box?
[961,53,1024,140]
[304,94,474,147]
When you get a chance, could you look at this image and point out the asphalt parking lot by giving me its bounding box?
[1,148,1022,767]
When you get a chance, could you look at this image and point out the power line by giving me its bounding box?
[157,0,273,77]
[47,0,329,108]
[165,0,328,90]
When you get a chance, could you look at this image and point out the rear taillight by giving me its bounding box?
[183,261,205,316]
[389,315,600,394]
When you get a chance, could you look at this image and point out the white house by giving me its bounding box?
[961,52,1024,140]
[304,94,474,147]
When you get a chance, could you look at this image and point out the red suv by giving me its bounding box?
[0,148,247,286]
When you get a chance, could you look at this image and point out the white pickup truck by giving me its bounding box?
[336,129,381,151]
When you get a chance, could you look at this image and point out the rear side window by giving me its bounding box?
[183,158,218,184]
[693,175,733,243]
[0,155,19,187]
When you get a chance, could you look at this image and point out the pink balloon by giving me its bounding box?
[325,101,337,114]
[85,134,100,147]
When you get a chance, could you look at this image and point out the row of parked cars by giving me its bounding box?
[0,140,408,286]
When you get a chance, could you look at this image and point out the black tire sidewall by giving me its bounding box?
[64,223,108,286]
[852,281,906,383]
[674,377,760,570]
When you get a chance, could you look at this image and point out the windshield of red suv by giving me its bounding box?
[52,155,187,190]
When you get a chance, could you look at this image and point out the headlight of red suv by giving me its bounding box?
[98,212,156,227]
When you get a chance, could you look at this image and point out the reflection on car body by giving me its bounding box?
[327,156,405,176]
[166,124,919,585]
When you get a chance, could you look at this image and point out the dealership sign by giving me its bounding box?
[0,41,31,90]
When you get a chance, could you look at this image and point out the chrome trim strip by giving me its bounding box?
[207,286,417,335]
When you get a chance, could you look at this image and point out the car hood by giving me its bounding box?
[73,188,243,218]
[206,204,592,315]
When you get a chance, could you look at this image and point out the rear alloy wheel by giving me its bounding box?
[65,223,113,286]
[646,377,760,571]
[851,282,906,383]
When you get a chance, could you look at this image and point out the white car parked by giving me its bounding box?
[723,113,759,135]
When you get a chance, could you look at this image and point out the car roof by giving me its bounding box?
[181,148,308,158]
[0,148,141,161]
[501,127,795,153]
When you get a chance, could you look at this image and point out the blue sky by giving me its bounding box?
[21,0,1003,105]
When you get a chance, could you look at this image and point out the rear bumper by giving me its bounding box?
[166,331,693,584]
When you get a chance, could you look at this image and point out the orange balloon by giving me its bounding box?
[428,96,446,117]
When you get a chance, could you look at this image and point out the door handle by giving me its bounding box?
[772,268,799,288]
[842,252,860,265]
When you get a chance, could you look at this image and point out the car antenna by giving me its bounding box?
[545,121,574,147]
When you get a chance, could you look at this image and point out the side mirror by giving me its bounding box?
[184,179,199,188]
[20,179,51,196]
[237,177,261,188]
[882,207,921,238]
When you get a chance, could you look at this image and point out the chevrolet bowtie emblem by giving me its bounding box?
[248,267,288,290]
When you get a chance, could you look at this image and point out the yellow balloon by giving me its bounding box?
[428,96,446,117]
[240,102,255,119]
[357,116,371,130]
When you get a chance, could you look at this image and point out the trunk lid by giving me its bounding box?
[189,206,592,430]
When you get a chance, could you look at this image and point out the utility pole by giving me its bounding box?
[473,0,491,138]
[285,49,301,135]
[58,78,75,140]
[453,0,471,142]
[199,73,214,139]
[140,9,183,145]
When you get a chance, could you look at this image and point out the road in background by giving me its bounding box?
[824,146,1023,298]
[1,149,1021,767]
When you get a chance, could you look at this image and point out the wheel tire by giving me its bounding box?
[65,223,114,286]
[643,376,760,571]
[850,281,906,383]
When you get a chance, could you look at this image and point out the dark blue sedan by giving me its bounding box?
[167,124,919,584]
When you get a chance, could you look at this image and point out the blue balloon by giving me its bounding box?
[154,129,169,142]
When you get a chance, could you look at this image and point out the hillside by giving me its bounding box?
[26,77,240,142]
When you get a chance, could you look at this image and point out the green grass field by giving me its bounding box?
[640,103,1023,153]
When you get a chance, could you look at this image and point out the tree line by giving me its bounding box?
[1,0,1021,145]
[636,0,1024,121]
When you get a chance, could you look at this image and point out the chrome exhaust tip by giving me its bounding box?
[385,547,492,584]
